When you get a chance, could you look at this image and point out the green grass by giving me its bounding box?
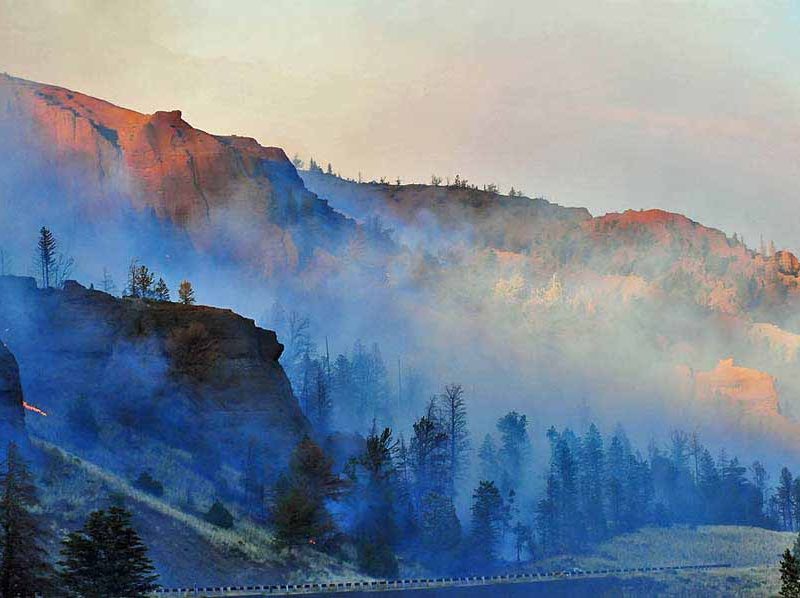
[33,439,366,586]
[531,525,795,596]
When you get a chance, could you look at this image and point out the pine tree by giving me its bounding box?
[780,548,800,597]
[134,265,155,298]
[535,473,560,555]
[409,408,448,507]
[153,278,170,302]
[60,507,158,598]
[36,226,57,288]
[126,259,140,297]
[394,437,417,537]
[779,468,794,531]
[496,411,530,494]
[271,437,345,548]
[419,492,461,561]
[351,428,399,577]
[551,429,580,551]
[178,280,195,305]
[579,423,607,542]
[439,384,469,498]
[0,442,53,596]
[606,433,626,533]
[470,480,504,564]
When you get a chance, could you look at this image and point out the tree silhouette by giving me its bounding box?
[0,442,53,596]
[154,278,170,302]
[36,226,57,288]
[60,507,158,598]
[780,548,800,597]
[178,280,195,305]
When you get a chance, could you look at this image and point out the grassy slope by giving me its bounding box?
[532,526,794,596]
[34,440,364,588]
[36,439,793,593]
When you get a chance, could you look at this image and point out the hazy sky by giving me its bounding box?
[2,0,799,252]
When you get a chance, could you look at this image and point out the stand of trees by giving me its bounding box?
[268,384,798,578]
[0,442,158,597]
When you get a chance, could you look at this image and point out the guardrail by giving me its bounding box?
[151,563,732,596]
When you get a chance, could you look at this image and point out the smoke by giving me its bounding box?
[2,92,799,537]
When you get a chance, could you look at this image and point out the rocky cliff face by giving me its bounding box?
[0,275,307,472]
[0,340,25,442]
[303,169,800,316]
[690,358,780,419]
[0,74,355,274]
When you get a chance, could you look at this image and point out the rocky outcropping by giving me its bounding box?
[0,340,25,442]
[0,276,307,471]
[775,250,800,277]
[0,74,355,273]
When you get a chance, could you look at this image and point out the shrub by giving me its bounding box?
[204,500,234,529]
[166,322,219,380]
[134,471,164,497]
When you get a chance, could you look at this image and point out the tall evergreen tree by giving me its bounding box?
[470,480,505,564]
[496,412,529,494]
[536,473,560,555]
[60,507,157,598]
[351,428,399,577]
[579,424,607,543]
[36,226,57,288]
[779,468,795,531]
[271,437,345,548]
[419,491,461,565]
[409,406,448,507]
[178,280,196,305]
[780,548,800,597]
[439,384,469,498]
[153,278,170,302]
[134,265,155,298]
[0,442,53,596]
[549,428,581,551]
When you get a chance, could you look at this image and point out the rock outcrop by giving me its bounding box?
[690,358,780,419]
[0,340,25,442]
[775,250,800,277]
[0,74,355,274]
[0,276,307,471]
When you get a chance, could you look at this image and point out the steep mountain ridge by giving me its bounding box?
[0,74,356,274]
[300,169,591,254]
[0,275,307,476]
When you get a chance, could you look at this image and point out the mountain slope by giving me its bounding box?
[0,73,357,275]
[4,75,800,460]
[0,275,307,478]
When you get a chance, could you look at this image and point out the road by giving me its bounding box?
[152,563,731,597]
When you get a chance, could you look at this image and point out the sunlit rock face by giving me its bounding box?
[0,339,25,441]
[0,276,307,472]
[0,74,353,274]
[775,250,800,277]
[692,358,780,419]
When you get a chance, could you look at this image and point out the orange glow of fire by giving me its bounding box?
[22,401,48,417]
